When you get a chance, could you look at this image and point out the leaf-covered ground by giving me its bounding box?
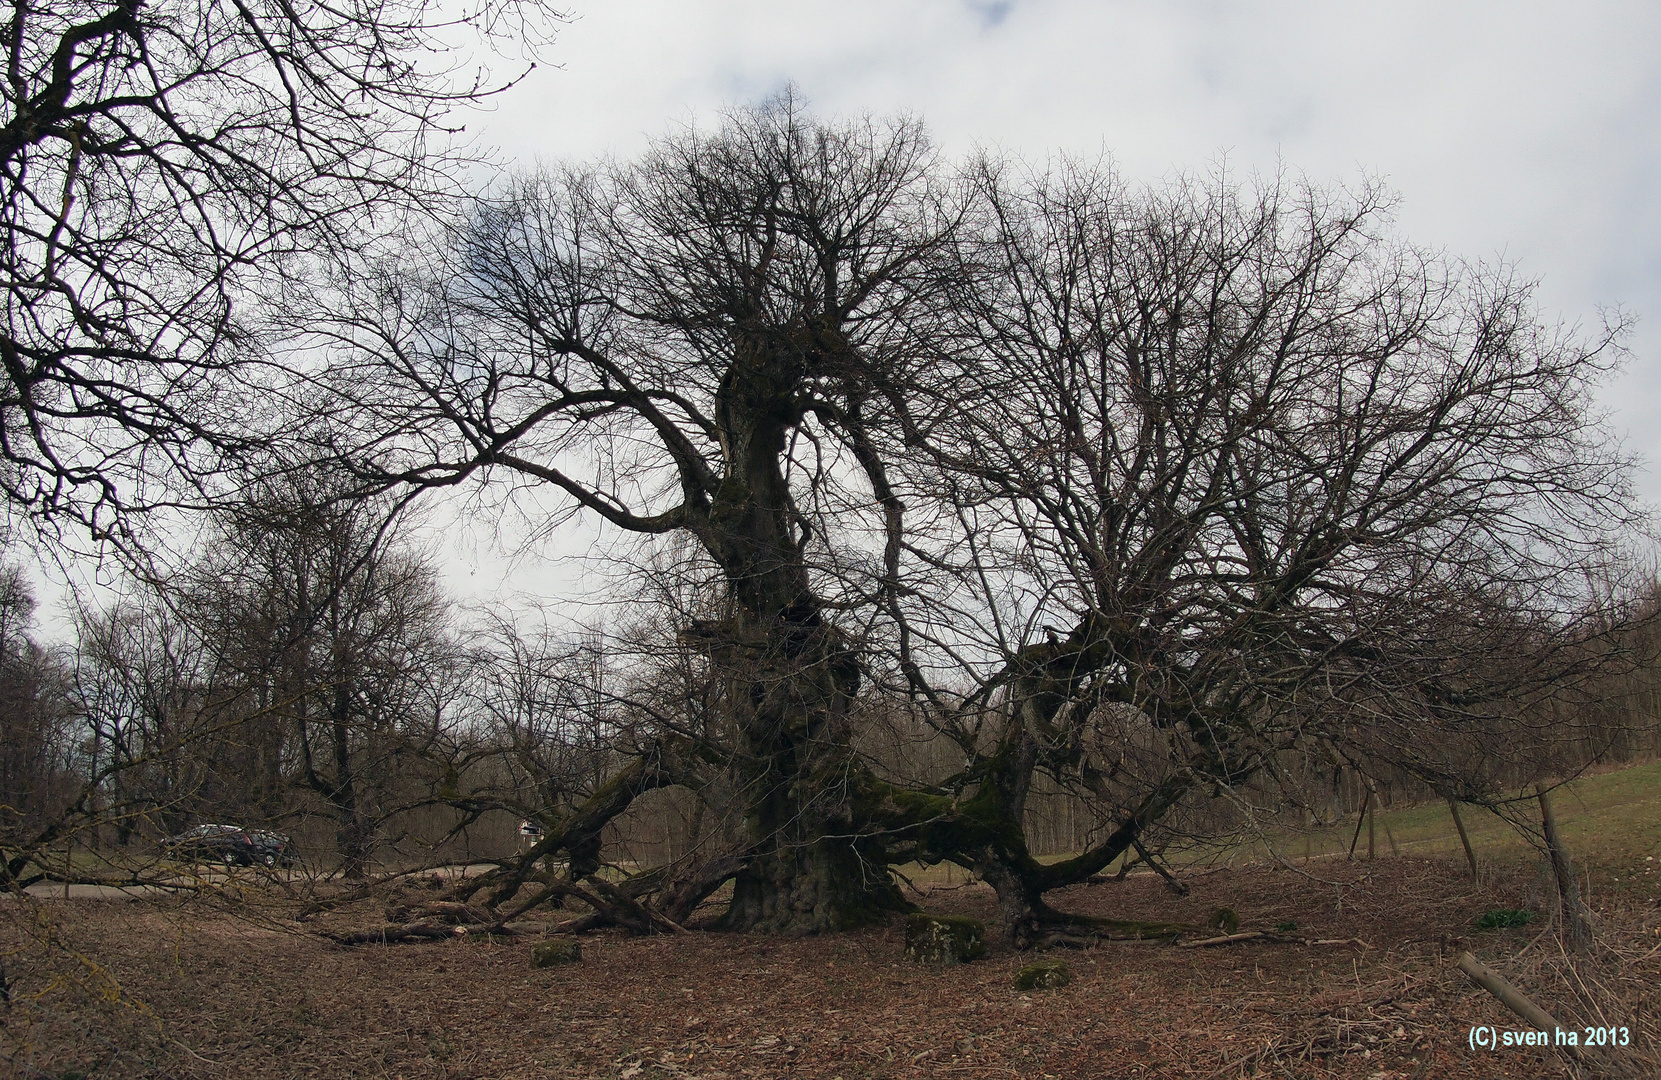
[4,857,1657,1079]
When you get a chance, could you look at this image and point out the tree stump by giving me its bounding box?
[1013,959,1072,991]
[1208,907,1241,933]
[530,939,582,967]
[904,914,987,964]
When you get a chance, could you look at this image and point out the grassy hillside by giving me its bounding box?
[901,759,1661,892]
[1162,758,1661,909]
[1256,759,1661,864]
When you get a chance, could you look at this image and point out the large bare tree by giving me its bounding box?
[322,99,1648,940]
[324,95,963,931]
[876,163,1652,942]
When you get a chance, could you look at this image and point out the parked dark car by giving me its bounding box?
[159,824,257,866]
[247,830,296,868]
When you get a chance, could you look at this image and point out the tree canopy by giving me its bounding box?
[300,95,1650,941]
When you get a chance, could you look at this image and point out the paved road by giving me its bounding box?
[22,881,171,900]
[16,862,499,900]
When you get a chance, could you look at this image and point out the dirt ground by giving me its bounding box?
[3,857,1657,1079]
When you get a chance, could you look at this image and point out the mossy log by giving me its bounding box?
[1036,914,1200,946]
[530,938,583,967]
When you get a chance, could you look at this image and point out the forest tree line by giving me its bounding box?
[3,474,1658,882]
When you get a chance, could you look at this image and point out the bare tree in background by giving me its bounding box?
[0,565,74,856]
[72,586,215,847]
[56,482,490,881]
[0,0,561,545]
[453,614,621,831]
[183,480,460,877]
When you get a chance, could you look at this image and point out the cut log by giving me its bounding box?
[1455,951,1581,1061]
[905,914,987,964]
[1013,960,1072,990]
[328,920,463,946]
[530,939,582,966]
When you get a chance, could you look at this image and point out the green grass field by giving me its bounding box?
[1252,759,1661,869]
[898,758,1661,892]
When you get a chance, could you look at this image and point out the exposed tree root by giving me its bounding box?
[321,855,735,946]
[383,900,492,925]
[1032,915,1201,949]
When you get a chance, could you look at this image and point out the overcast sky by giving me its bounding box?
[476,0,1661,463]
[32,0,1661,632]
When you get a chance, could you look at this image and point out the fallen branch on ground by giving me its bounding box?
[1455,950,1581,1062]
[325,918,524,946]
[1179,931,1370,948]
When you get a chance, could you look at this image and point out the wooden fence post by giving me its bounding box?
[1447,798,1478,879]
[1536,785,1591,952]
